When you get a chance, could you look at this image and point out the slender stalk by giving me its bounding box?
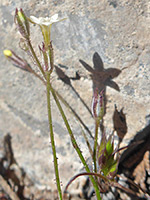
[49,84,101,200]
[116,174,146,195]
[48,42,54,74]
[27,40,46,79]
[64,172,140,197]
[64,172,108,193]
[46,72,63,200]
[29,69,94,158]
[28,60,100,198]
[93,120,99,174]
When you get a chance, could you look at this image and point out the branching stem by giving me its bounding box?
[49,84,101,200]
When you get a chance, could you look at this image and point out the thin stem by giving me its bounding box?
[28,63,100,198]
[49,84,101,200]
[64,172,108,194]
[46,73,63,200]
[93,120,99,174]
[27,40,46,79]
[48,42,54,74]
[116,174,146,195]
[28,69,94,158]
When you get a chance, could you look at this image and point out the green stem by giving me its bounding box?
[29,69,94,159]
[49,84,101,200]
[48,42,54,74]
[29,63,100,199]
[46,73,63,200]
[93,120,99,174]
[27,40,46,79]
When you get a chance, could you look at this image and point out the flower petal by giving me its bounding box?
[50,14,59,23]
[29,14,66,27]
[30,16,41,24]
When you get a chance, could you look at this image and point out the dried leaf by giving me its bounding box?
[111,181,137,196]
[113,105,127,141]
[0,175,20,200]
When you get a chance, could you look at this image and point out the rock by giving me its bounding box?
[0,0,150,198]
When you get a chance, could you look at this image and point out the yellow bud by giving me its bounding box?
[18,11,25,22]
[3,50,12,57]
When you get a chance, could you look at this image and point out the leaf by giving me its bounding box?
[106,140,113,156]
[113,105,127,141]
[111,181,137,196]
[98,132,106,158]
[109,160,118,173]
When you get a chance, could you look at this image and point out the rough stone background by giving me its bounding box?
[0,0,150,195]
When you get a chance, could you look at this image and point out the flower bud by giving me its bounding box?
[113,105,127,142]
[92,88,104,120]
[30,14,66,48]
[3,49,12,57]
[98,134,119,178]
[15,8,30,40]
[39,42,49,71]
[3,49,31,72]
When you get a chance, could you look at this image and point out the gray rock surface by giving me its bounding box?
[0,0,150,196]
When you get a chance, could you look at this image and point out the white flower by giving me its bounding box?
[30,14,65,26]
[29,14,66,47]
